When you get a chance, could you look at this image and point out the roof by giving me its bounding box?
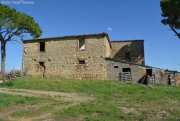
[164,69,179,73]
[105,58,180,73]
[105,58,160,69]
[23,32,112,48]
[111,40,144,42]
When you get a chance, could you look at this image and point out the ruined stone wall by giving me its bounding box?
[151,69,162,83]
[161,71,180,86]
[175,73,180,86]
[23,36,111,80]
[110,41,145,65]
[104,36,111,58]
[105,60,144,82]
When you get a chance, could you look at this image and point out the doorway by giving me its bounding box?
[39,62,45,77]
[146,69,152,76]
[122,68,131,72]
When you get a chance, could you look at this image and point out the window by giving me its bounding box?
[39,62,45,67]
[78,60,85,65]
[40,42,45,52]
[125,52,130,60]
[114,65,118,68]
[78,39,85,50]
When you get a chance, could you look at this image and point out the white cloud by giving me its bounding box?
[107,28,112,31]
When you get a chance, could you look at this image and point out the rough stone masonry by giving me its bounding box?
[22,33,145,80]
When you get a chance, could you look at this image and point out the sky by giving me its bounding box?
[1,0,180,71]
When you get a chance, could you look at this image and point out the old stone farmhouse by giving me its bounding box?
[22,32,180,85]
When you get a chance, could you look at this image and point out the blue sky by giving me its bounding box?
[1,0,180,71]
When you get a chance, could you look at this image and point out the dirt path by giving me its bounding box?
[0,88,94,121]
[0,88,93,102]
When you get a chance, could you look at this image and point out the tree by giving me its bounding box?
[160,0,180,39]
[0,4,42,82]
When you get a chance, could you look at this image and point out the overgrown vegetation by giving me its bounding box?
[0,77,180,121]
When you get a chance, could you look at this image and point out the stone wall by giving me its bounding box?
[105,60,144,82]
[110,40,145,65]
[105,60,180,85]
[175,73,180,86]
[23,35,111,80]
[23,34,147,81]
[161,71,180,86]
[136,67,164,83]
[152,69,163,82]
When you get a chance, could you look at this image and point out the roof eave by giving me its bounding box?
[23,32,109,42]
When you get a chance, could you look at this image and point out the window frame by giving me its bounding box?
[78,39,85,51]
[39,42,45,52]
[78,60,86,65]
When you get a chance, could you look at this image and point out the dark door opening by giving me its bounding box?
[122,68,131,72]
[39,62,45,77]
[146,69,152,76]
[120,68,132,82]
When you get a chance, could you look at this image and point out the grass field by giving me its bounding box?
[0,77,180,121]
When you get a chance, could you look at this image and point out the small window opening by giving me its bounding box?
[79,39,85,50]
[114,65,118,68]
[39,62,44,66]
[125,52,130,60]
[78,60,85,65]
[40,42,45,52]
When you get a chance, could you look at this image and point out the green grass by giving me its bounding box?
[0,93,44,109]
[11,108,33,117]
[0,77,180,121]
[0,92,70,120]
[0,118,6,121]
[38,106,51,113]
